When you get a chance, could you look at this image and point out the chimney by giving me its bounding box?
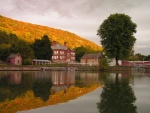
[64,42,67,46]
[52,41,56,46]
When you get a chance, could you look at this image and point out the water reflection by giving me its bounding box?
[75,71,101,87]
[32,81,53,101]
[51,71,75,93]
[0,71,100,103]
[97,73,137,113]
[0,71,102,113]
[0,71,32,102]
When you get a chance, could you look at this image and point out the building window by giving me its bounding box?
[71,52,75,55]
[60,56,64,59]
[60,51,64,55]
[52,56,58,59]
[71,57,75,60]
[54,51,58,54]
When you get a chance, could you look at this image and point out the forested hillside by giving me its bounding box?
[0,15,102,51]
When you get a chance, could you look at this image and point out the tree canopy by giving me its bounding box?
[33,35,53,60]
[0,30,34,63]
[75,46,87,62]
[97,13,137,65]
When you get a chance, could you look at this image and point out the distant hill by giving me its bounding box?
[0,15,102,51]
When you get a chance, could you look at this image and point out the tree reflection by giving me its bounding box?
[0,72,33,102]
[97,73,137,113]
[32,81,53,101]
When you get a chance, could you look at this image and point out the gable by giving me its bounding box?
[7,53,22,59]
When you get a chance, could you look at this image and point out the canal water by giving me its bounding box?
[0,71,150,113]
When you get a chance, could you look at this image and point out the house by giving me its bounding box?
[80,53,102,66]
[51,41,76,63]
[121,60,150,66]
[6,53,22,65]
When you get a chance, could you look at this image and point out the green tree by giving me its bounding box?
[145,55,150,61]
[99,57,109,71]
[75,46,87,62]
[9,33,18,44]
[10,40,34,59]
[33,35,53,60]
[0,31,18,45]
[0,44,11,61]
[97,13,137,65]
[135,53,145,61]
[0,30,9,44]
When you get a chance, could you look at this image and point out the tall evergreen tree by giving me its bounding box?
[33,35,53,60]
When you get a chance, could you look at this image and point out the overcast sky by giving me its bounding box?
[0,0,150,55]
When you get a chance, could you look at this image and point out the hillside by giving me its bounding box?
[0,15,102,51]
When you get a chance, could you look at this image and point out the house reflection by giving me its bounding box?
[51,71,75,93]
[8,71,22,84]
[0,71,22,84]
[31,71,75,94]
[32,71,52,81]
[79,72,100,83]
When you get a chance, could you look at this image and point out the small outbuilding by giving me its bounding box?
[32,59,51,65]
[6,53,22,65]
[80,53,102,66]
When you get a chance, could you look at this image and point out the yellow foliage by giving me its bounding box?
[0,84,101,113]
[0,15,102,51]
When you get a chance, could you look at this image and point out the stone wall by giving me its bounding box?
[0,66,41,71]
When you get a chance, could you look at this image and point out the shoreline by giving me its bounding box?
[0,65,150,72]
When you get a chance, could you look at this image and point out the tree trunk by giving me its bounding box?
[116,73,119,84]
[115,56,119,66]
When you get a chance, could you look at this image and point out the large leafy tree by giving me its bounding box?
[97,13,137,65]
[33,35,53,60]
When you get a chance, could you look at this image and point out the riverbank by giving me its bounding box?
[0,65,150,72]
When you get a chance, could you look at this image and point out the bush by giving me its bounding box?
[22,58,32,65]
[99,57,109,71]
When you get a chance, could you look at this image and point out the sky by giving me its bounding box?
[0,0,150,55]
